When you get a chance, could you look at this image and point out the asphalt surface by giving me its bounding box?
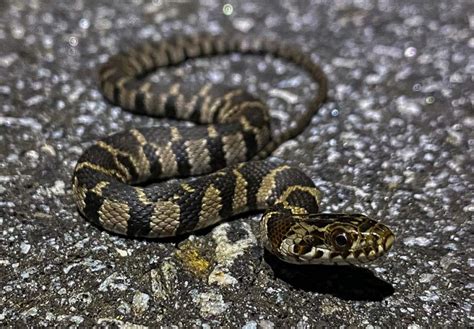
[1,0,472,327]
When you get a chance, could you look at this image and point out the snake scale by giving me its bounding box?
[72,34,394,265]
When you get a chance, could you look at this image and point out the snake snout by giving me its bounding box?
[371,222,395,253]
[381,228,395,253]
[360,223,395,262]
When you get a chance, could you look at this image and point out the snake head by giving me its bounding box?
[263,212,395,265]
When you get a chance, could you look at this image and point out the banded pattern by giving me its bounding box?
[72,34,394,265]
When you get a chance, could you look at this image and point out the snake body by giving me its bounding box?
[72,34,394,265]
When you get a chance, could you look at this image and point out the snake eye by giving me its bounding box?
[332,230,352,250]
[335,234,348,247]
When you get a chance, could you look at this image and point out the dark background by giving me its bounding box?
[1,0,472,326]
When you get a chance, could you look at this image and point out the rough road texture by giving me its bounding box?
[1,0,472,327]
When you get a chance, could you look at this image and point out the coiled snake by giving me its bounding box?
[72,34,394,265]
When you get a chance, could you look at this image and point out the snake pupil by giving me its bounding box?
[335,234,348,246]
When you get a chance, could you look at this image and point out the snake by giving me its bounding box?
[72,33,394,265]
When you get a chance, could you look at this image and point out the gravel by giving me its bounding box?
[1,0,472,327]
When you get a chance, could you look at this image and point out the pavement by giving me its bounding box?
[1,0,472,327]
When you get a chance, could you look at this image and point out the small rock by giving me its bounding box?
[99,272,128,292]
[132,291,150,315]
[25,95,46,107]
[21,307,38,318]
[40,144,57,157]
[233,17,255,33]
[70,316,84,325]
[0,53,19,67]
[25,150,39,161]
[396,96,422,117]
[193,291,228,318]
[116,248,128,257]
[50,180,66,196]
[118,301,131,315]
[20,242,31,254]
[403,236,432,247]
[419,273,435,283]
[242,321,258,329]
[259,320,275,329]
